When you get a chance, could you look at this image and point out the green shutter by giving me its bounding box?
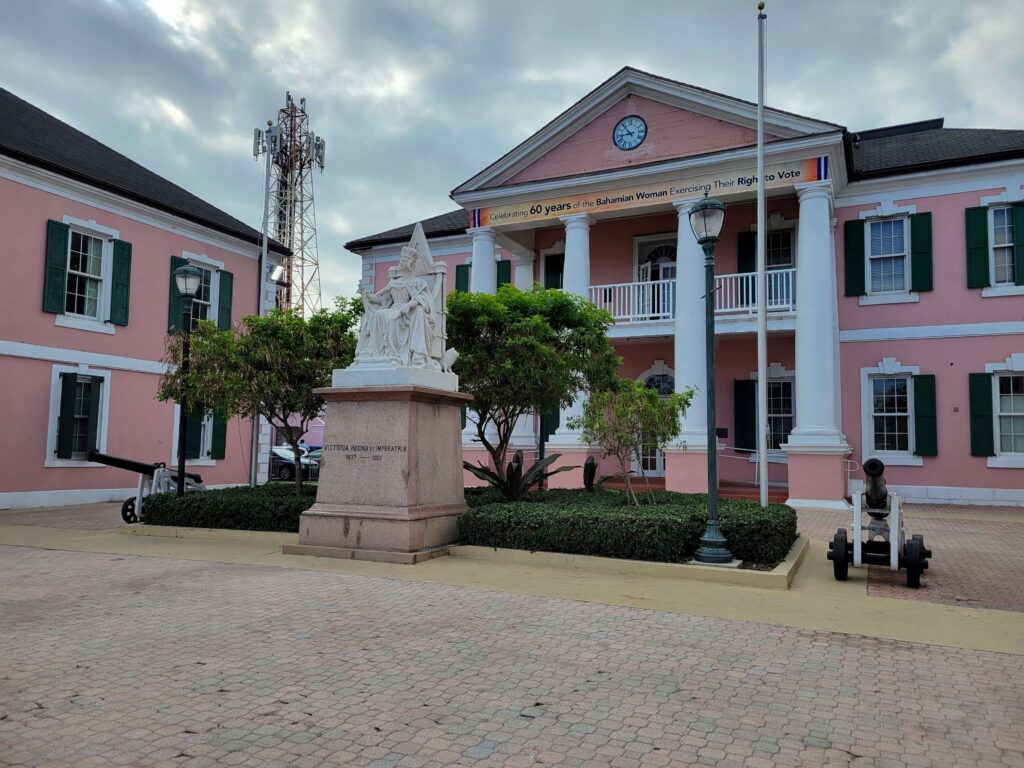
[912,374,937,456]
[43,220,70,313]
[55,372,78,459]
[965,206,990,289]
[86,377,102,453]
[455,264,470,293]
[541,408,560,442]
[460,404,467,430]
[210,413,227,460]
[217,270,234,330]
[544,254,564,289]
[496,259,511,288]
[1013,203,1024,287]
[968,372,995,457]
[185,413,203,460]
[733,379,757,451]
[168,255,188,331]
[109,240,132,326]
[843,220,866,296]
[736,231,756,273]
[909,212,933,292]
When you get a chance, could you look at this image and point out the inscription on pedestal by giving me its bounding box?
[323,443,407,463]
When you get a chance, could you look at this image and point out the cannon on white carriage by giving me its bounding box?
[827,458,933,588]
[87,450,206,523]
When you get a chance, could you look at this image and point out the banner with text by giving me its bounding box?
[470,156,829,228]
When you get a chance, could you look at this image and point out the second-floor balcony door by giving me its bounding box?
[638,243,676,320]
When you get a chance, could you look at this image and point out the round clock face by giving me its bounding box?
[613,115,647,151]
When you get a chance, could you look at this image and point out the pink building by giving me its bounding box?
[0,89,288,508]
[347,67,1024,508]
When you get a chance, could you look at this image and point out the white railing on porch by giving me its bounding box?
[715,268,796,315]
[589,268,796,324]
[589,278,676,323]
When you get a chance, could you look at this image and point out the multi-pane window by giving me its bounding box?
[190,266,214,327]
[868,218,907,293]
[766,230,793,269]
[65,231,104,317]
[997,374,1024,454]
[872,376,910,452]
[71,377,94,459]
[992,207,1016,285]
[766,380,793,451]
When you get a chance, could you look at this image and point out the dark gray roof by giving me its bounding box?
[0,88,288,255]
[849,118,1024,178]
[345,208,469,250]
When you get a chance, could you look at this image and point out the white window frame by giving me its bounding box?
[54,215,119,335]
[865,216,911,296]
[45,363,112,468]
[980,191,1024,297]
[859,357,922,467]
[170,405,217,466]
[857,204,919,306]
[988,205,1020,291]
[986,353,1024,468]
[632,233,677,282]
[181,250,223,328]
[746,362,794,464]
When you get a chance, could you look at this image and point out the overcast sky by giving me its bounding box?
[3,0,1021,304]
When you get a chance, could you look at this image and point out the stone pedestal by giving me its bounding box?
[283,384,473,564]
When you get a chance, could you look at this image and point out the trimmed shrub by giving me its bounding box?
[457,489,796,566]
[142,485,316,532]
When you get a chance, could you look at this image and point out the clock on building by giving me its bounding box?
[613,115,647,151]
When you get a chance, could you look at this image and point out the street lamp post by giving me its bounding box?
[173,265,203,497]
[688,194,734,564]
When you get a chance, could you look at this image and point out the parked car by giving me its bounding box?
[270,446,318,482]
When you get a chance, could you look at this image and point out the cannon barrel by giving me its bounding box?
[862,457,888,509]
[87,451,204,484]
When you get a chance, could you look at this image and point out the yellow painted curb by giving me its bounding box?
[449,536,809,590]
[121,525,298,546]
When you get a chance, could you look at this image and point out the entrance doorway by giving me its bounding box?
[631,363,675,478]
[637,240,676,318]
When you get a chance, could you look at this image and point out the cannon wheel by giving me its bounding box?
[830,529,849,581]
[121,496,139,524]
[905,537,924,589]
[278,464,295,482]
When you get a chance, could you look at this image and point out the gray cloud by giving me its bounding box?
[3,0,1021,305]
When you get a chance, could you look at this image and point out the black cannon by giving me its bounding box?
[87,451,205,523]
[827,459,933,588]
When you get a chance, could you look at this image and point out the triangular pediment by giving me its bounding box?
[452,67,842,196]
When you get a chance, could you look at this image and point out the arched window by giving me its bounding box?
[645,373,674,397]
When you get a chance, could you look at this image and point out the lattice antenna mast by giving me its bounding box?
[258,92,326,314]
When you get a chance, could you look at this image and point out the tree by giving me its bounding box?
[158,302,360,491]
[569,377,694,506]
[447,285,620,497]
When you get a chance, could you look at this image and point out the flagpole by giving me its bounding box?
[756,2,769,508]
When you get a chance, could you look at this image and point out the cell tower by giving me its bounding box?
[253,92,326,314]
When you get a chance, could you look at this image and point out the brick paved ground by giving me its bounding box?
[798,506,1024,613]
[0,503,122,530]
[2,546,1023,768]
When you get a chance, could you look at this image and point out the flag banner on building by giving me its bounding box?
[472,155,829,228]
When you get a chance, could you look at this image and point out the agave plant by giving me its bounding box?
[464,450,577,501]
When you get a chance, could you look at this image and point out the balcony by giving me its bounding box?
[589,268,796,334]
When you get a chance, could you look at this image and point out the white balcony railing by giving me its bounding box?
[589,278,676,323]
[589,268,796,324]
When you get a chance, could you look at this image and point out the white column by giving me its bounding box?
[510,254,538,448]
[785,181,847,451]
[549,214,593,445]
[513,254,535,290]
[469,227,497,294]
[671,199,709,449]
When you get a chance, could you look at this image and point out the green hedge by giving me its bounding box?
[142,484,316,532]
[458,489,796,566]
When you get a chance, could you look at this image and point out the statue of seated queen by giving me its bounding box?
[352,222,450,373]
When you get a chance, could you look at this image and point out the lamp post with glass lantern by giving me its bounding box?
[688,193,734,564]
[173,264,202,497]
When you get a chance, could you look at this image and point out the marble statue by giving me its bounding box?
[353,222,451,371]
